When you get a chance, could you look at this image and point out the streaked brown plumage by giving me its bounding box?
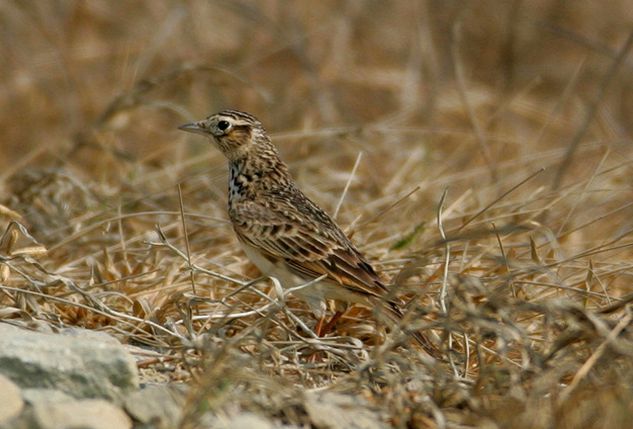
[179,109,435,354]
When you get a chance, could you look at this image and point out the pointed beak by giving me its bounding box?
[178,121,207,136]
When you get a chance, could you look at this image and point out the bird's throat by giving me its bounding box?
[228,160,253,202]
[228,155,291,202]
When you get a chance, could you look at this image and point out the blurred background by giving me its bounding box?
[2,0,633,247]
[2,2,633,426]
[2,1,632,173]
[3,0,633,296]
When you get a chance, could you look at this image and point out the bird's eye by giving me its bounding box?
[217,120,230,131]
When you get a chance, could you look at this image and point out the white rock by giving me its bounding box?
[207,412,276,429]
[30,399,132,429]
[303,391,388,429]
[0,323,139,401]
[22,388,74,405]
[124,385,184,428]
[0,374,23,424]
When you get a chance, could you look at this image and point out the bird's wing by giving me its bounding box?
[230,196,389,300]
[231,195,441,358]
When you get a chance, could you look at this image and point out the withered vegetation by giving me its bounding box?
[1,2,633,428]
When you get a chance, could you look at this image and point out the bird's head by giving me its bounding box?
[179,109,270,162]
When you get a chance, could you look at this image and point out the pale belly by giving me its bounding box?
[238,241,352,317]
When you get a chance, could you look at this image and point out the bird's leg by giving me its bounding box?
[307,310,346,362]
[315,310,345,336]
[322,310,344,334]
[315,315,327,337]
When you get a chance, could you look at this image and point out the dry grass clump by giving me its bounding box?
[1,1,633,428]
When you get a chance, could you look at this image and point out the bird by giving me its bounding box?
[179,109,436,355]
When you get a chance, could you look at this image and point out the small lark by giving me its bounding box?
[179,109,434,353]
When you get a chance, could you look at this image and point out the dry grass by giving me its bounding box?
[2,1,633,428]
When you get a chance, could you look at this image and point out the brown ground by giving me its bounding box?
[1,2,633,428]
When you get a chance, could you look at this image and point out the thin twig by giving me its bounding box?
[178,184,197,297]
[451,20,498,184]
[559,310,632,403]
[553,29,633,189]
[456,168,545,233]
[333,151,363,219]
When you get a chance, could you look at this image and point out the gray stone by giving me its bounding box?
[0,323,139,401]
[207,412,277,429]
[58,327,122,344]
[303,392,388,429]
[29,399,132,429]
[22,388,74,405]
[124,385,184,428]
[0,374,23,424]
